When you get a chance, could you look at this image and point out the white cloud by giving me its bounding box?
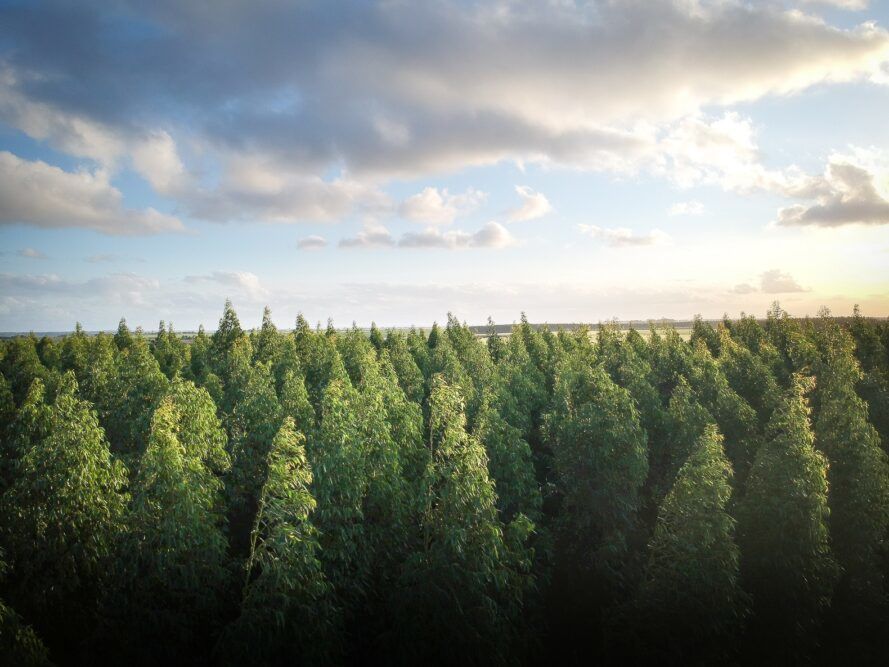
[732,269,808,294]
[297,235,328,250]
[339,226,396,249]
[508,186,552,222]
[18,248,47,259]
[669,200,705,216]
[799,1,868,10]
[777,155,889,227]
[578,225,670,247]
[0,151,184,235]
[341,221,515,250]
[400,221,516,249]
[399,187,485,225]
[185,271,268,300]
[2,0,888,213]
[130,130,188,196]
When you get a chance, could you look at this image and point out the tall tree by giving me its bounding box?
[100,397,230,663]
[0,373,127,652]
[737,374,838,659]
[218,418,338,665]
[393,376,516,663]
[633,425,747,662]
[0,550,50,667]
[813,318,889,655]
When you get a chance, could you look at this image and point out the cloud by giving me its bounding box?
[184,271,268,299]
[18,248,47,260]
[732,269,808,294]
[777,158,889,227]
[339,226,396,249]
[399,221,516,249]
[1,0,887,213]
[508,186,552,222]
[669,200,705,216]
[800,0,868,10]
[399,187,485,225]
[85,253,121,263]
[731,283,758,294]
[0,151,184,235]
[340,221,515,249]
[297,235,328,250]
[578,225,670,247]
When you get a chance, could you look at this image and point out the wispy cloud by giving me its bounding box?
[340,222,515,250]
[578,225,670,247]
[0,152,184,235]
[297,235,328,250]
[732,269,808,294]
[18,247,47,260]
[399,187,485,225]
[669,200,705,216]
[508,186,552,222]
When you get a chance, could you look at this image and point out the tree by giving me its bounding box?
[114,317,133,351]
[211,299,245,358]
[99,397,230,663]
[717,325,780,426]
[393,376,516,663]
[813,319,889,654]
[384,330,425,405]
[98,335,168,461]
[685,342,759,486]
[226,362,283,555]
[737,374,838,659]
[633,426,747,662]
[548,353,648,586]
[218,418,338,665]
[475,397,541,526]
[151,321,188,379]
[0,373,127,652]
[0,551,50,667]
[656,376,714,500]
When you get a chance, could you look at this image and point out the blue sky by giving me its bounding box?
[1,0,889,331]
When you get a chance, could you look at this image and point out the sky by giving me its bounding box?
[1,0,889,331]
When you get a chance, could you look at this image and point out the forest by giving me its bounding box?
[1,303,888,665]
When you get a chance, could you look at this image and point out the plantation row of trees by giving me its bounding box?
[1,304,888,665]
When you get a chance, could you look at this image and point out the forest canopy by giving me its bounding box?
[1,304,888,665]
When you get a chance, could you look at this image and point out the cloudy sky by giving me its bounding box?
[1,0,889,331]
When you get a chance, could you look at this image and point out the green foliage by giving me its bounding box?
[0,373,127,649]
[218,418,337,665]
[2,306,888,663]
[634,426,747,660]
[100,397,230,663]
[738,374,838,657]
[548,350,648,586]
[393,376,516,663]
[0,551,51,667]
[812,318,889,645]
[97,336,168,460]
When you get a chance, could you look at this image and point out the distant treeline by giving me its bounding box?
[1,303,888,665]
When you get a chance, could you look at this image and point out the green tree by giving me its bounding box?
[0,373,127,651]
[813,319,889,653]
[0,551,50,667]
[100,398,230,663]
[633,426,747,662]
[393,376,516,663]
[114,317,134,351]
[218,418,338,665]
[737,374,838,659]
[548,353,648,586]
[226,362,283,554]
[98,335,168,461]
